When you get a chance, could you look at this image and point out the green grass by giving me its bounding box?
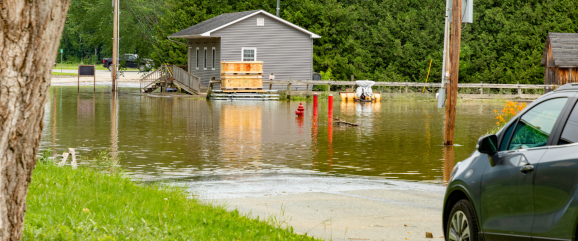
[51,72,78,76]
[24,152,317,240]
[54,63,108,70]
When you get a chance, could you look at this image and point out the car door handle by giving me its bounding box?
[520,165,534,173]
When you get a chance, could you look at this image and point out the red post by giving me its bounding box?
[328,94,333,164]
[313,94,318,116]
[328,94,333,124]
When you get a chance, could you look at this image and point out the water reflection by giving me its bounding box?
[111,92,118,159]
[41,87,501,183]
[443,145,455,185]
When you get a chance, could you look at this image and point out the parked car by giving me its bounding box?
[102,54,154,72]
[443,83,578,241]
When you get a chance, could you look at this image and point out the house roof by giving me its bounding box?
[541,33,578,67]
[168,10,321,39]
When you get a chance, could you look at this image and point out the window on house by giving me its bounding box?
[242,47,256,61]
[212,47,216,70]
[204,47,207,69]
[257,18,264,26]
[196,47,199,69]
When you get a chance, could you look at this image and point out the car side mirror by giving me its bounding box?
[478,134,498,156]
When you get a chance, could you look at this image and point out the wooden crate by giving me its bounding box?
[221,61,263,75]
[221,75,263,89]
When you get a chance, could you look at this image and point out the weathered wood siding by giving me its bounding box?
[557,68,577,85]
[213,13,313,90]
[544,45,578,85]
[188,37,221,87]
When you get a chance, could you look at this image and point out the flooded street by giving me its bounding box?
[41,86,500,184]
[39,86,505,240]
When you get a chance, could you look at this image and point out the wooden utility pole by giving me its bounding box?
[112,0,119,91]
[444,0,462,145]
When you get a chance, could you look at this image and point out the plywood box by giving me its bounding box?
[221,61,263,74]
[221,77,263,89]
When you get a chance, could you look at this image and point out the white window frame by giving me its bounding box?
[241,47,257,61]
[188,47,192,72]
[195,47,199,69]
[203,47,207,70]
[257,18,264,26]
[212,47,216,70]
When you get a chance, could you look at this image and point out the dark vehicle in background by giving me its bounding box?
[103,54,154,72]
[443,83,578,241]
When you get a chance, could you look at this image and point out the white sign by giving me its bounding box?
[269,74,275,80]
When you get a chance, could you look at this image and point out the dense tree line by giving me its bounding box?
[60,0,577,84]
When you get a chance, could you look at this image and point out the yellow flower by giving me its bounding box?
[82,208,90,214]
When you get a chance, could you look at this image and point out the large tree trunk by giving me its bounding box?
[0,0,70,239]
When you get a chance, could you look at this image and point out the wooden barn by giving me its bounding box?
[168,10,320,90]
[541,33,578,85]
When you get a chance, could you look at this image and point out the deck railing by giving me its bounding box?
[172,65,201,94]
[140,65,169,90]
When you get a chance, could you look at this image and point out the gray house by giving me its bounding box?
[168,10,321,88]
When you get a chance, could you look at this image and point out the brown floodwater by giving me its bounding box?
[40,86,502,184]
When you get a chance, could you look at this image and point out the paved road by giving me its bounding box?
[185,174,446,241]
[51,69,145,87]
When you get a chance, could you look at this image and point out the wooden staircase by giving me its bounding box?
[140,65,202,95]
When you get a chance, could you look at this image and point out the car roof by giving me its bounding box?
[555,83,578,92]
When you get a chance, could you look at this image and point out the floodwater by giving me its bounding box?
[41,86,502,184]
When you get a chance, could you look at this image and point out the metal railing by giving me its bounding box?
[172,65,201,94]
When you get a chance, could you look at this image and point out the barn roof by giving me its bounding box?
[541,33,578,67]
[169,10,320,39]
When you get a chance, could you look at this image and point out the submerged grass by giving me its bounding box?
[25,151,317,240]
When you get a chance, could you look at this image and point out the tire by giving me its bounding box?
[138,65,146,72]
[446,200,479,241]
[107,64,113,71]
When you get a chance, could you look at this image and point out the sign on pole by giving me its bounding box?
[78,65,96,92]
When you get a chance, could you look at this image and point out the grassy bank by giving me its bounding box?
[54,63,108,70]
[51,72,78,76]
[24,154,316,240]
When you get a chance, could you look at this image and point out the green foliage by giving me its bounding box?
[61,0,578,84]
[37,149,53,165]
[24,162,318,240]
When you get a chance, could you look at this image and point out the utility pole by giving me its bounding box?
[443,0,462,145]
[112,0,119,91]
[276,0,280,17]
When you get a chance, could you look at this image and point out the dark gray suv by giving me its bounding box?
[444,83,578,241]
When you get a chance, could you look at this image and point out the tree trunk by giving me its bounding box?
[0,0,70,239]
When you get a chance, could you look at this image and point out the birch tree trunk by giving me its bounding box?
[0,0,70,239]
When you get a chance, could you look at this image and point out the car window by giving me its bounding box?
[558,101,578,145]
[507,98,568,150]
[500,121,517,151]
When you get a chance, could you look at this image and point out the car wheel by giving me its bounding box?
[108,64,113,71]
[138,65,146,72]
[446,200,478,241]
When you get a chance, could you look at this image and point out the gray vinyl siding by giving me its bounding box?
[188,38,221,86]
[213,13,313,90]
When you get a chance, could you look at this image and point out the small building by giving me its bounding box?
[168,10,321,88]
[541,33,578,85]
